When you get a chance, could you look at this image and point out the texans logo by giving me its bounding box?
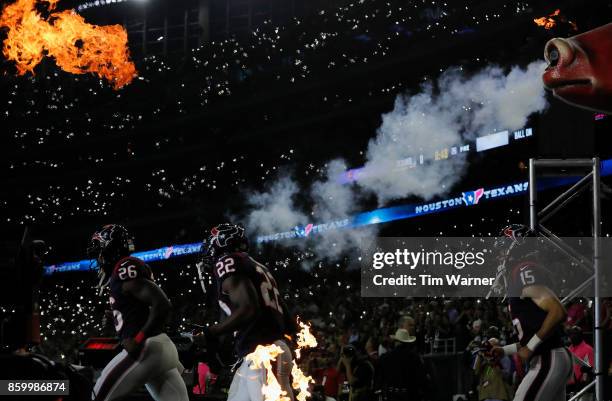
[304,224,314,236]
[294,223,314,237]
[462,188,484,206]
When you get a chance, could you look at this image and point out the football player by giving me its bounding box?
[490,224,572,401]
[194,223,297,401]
[88,224,189,401]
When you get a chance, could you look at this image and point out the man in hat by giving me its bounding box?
[375,328,432,401]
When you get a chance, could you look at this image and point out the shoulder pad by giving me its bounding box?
[214,252,251,280]
[112,257,151,281]
[510,261,544,289]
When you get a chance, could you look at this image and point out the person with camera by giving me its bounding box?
[338,343,375,401]
[472,336,512,401]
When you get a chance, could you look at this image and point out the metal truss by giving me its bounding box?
[528,158,603,401]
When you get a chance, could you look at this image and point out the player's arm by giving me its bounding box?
[121,279,172,355]
[500,284,566,360]
[494,284,566,360]
[523,284,566,343]
[208,274,260,337]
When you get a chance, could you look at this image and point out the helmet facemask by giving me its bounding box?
[195,239,217,296]
[487,224,532,300]
[88,225,135,296]
[487,241,516,300]
[194,223,247,297]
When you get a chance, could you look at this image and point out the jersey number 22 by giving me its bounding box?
[255,263,283,313]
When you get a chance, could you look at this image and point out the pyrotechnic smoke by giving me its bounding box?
[243,62,548,259]
[309,160,377,260]
[361,62,548,204]
[245,176,308,235]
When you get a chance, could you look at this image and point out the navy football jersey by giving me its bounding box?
[507,261,563,354]
[212,252,289,356]
[108,256,154,340]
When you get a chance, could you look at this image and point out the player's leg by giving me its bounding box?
[227,358,264,401]
[548,349,573,401]
[93,334,184,401]
[514,349,572,401]
[92,349,148,401]
[144,333,186,373]
[140,333,189,400]
[513,354,545,401]
[274,340,295,401]
[145,367,189,401]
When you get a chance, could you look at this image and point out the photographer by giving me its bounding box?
[338,343,375,401]
[472,336,512,401]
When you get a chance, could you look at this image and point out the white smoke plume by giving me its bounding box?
[360,62,548,204]
[245,175,308,235]
[309,160,377,260]
[243,62,548,260]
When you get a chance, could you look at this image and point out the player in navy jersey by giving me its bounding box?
[490,224,572,401]
[194,223,297,401]
[87,224,189,401]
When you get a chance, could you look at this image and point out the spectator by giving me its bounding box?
[567,326,594,401]
[566,299,589,330]
[472,337,512,401]
[445,301,459,325]
[399,314,424,351]
[398,315,416,335]
[338,344,375,401]
[314,351,344,400]
[471,319,483,342]
[375,328,432,401]
[365,337,379,362]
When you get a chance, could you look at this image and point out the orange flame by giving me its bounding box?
[534,9,560,30]
[247,319,318,401]
[291,363,312,401]
[0,0,136,89]
[295,318,317,360]
[246,344,292,401]
[533,9,577,31]
[292,319,317,401]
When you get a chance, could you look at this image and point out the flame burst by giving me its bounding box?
[247,319,318,401]
[295,319,317,360]
[533,9,577,31]
[246,344,292,401]
[534,9,560,30]
[0,0,136,89]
